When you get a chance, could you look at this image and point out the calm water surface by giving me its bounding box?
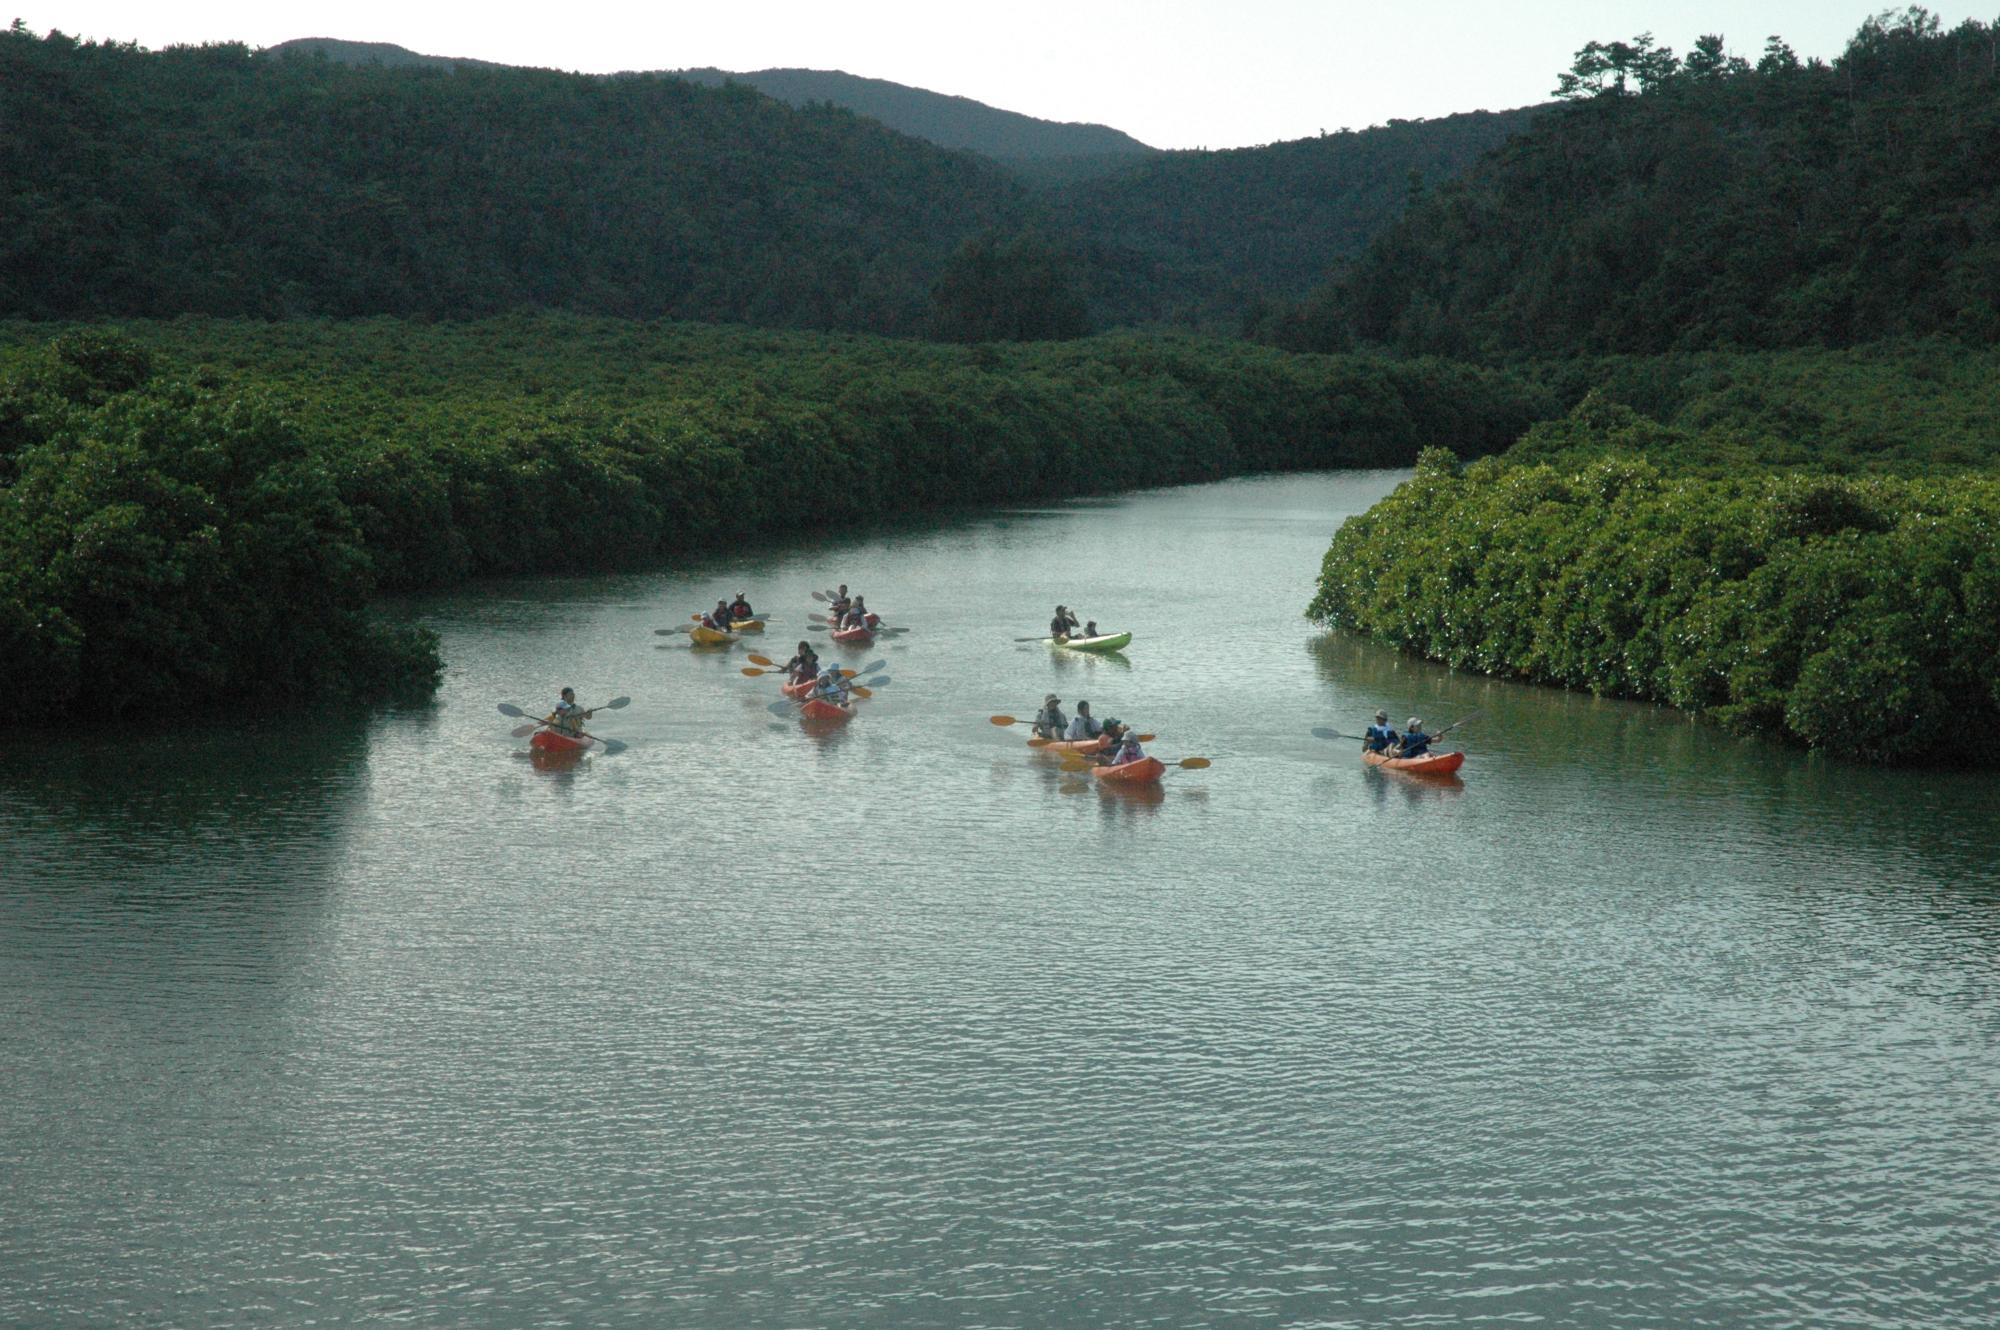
[4,471,1998,1329]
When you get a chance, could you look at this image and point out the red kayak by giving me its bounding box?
[1091,756,1166,784]
[799,698,855,722]
[1363,749,1465,775]
[530,729,591,753]
[780,676,818,699]
[831,625,875,645]
[1033,736,1110,755]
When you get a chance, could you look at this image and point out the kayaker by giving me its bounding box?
[545,687,591,737]
[784,642,820,681]
[1080,620,1101,639]
[1398,717,1435,758]
[1049,605,1079,641]
[1097,720,1144,767]
[1032,693,1067,739]
[1065,701,1102,742]
[828,584,851,615]
[730,593,755,621]
[852,595,877,627]
[812,669,852,705]
[1362,711,1400,753]
[710,600,735,629]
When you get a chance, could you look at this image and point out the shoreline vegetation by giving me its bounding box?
[0,317,1547,720]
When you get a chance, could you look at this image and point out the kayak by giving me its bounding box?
[799,697,855,722]
[690,625,738,646]
[1031,735,1110,755]
[1091,756,1166,784]
[1047,631,1132,653]
[831,625,875,645]
[530,729,591,753]
[1362,749,1465,775]
[780,676,818,699]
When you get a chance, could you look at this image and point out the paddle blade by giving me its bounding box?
[597,739,628,756]
[807,625,827,633]
[741,667,768,677]
[747,654,776,667]
[510,723,539,738]
[812,590,830,602]
[858,659,886,675]
[600,696,631,710]
[1059,758,1090,774]
[766,700,795,716]
[849,685,872,699]
[1177,758,1211,770]
[497,702,529,718]
[862,675,889,688]
[655,626,691,636]
[1135,734,1156,743]
[1310,727,1340,741]
[990,715,1019,726]
[1027,737,1054,748]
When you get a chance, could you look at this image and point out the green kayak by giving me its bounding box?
[1046,631,1132,653]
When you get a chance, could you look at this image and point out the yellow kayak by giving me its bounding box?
[730,619,765,632]
[689,624,739,646]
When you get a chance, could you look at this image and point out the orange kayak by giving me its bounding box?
[1032,736,1110,755]
[831,625,875,644]
[1363,749,1464,775]
[800,698,855,721]
[530,729,591,753]
[1092,757,1166,784]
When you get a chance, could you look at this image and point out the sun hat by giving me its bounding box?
[1408,717,1422,728]
[1375,710,1388,721]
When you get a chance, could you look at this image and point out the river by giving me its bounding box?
[4,470,1998,1329]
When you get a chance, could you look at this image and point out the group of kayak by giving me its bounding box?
[1026,695,1157,775]
[818,585,885,643]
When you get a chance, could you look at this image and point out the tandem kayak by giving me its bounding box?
[530,729,592,753]
[831,625,875,645]
[689,625,738,646]
[799,698,856,722]
[1091,756,1166,784]
[1032,735,1111,755]
[1362,749,1465,775]
[1047,631,1132,653]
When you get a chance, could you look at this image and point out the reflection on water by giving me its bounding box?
[5,470,2000,1330]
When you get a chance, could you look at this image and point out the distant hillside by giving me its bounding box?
[1050,107,1543,328]
[1309,12,2000,359]
[1,29,1024,329]
[674,67,1157,177]
[264,37,508,70]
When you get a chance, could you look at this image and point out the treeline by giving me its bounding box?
[0,317,1549,716]
[1281,8,2000,359]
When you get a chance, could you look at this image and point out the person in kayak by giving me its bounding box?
[1079,620,1101,640]
[1397,718,1435,758]
[729,593,754,622]
[1032,694,1067,739]
[784,642,820,682]
[544,687,591,737]
[1050,605,1079,641]
[1096,720,1144,766]
[853,595,878,627]
[811,669,852,705]
[828,584,851,615]
[1065,701,1102,743]
[1362,711,1400,753]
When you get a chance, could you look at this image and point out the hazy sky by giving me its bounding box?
[16,2,1993,149]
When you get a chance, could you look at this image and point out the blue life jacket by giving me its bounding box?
[1364,723,1399,752]
[1401,731,1433,757]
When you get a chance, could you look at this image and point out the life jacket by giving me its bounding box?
[1400,732,1433,757]
[1364,723,1399,752]
[730,602,753,620]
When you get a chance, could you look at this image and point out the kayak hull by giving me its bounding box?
[1362,749,1465,775]
[831,626,875,645]
[530,729,591,753]
[1033,736,1110,755]
[1092,756,1166,783]
[690,625,739,646]
[799,698,855,722]
[730,618,765,632]
[780,677,818,699]
[1047,631,1132,653]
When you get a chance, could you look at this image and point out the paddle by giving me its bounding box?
[654,625,694,636]
[498,697,629,721]
[1311,727,1369,742]
[1056,752,1208,772]
[767,674,888,714]
[1027,732,1155,746]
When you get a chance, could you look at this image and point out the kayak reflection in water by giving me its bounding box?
[1362,710,1401,753]
[545,687,592,737]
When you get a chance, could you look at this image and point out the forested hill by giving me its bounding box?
[1045,108,1541,328]
[265,37,508,70]
[0,27,1024,330]
[1301,10,2000,360]
[672,68,1157,178]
